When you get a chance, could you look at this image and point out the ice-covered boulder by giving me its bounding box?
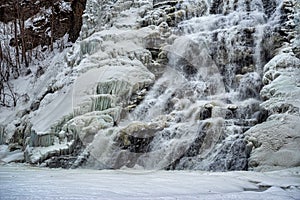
[0,145,24,163]
[62,110,115,145]
[261,69,300,114]
[246,114,300,171]
[262,53,300,85]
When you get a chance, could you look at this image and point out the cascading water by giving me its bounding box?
[79,0,285,171]
[12,0,296,171]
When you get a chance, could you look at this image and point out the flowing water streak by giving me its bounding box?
[254,24,267,75]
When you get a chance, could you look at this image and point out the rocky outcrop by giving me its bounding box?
[244,0,300,171]
[245,54,300,171]
[69,0,87,42]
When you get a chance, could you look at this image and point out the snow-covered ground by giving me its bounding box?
[0,165,299,200]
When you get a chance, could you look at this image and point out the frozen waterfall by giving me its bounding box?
[2,0,298,172]
[80,0,278,171]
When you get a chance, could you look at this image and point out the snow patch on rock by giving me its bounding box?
[246,114,300,171]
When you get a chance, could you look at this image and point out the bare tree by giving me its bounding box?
[16,0,29,68]
[0,41,3,62]
[50,0,55,51]
[13,17,20,78]
[0,59,18,107]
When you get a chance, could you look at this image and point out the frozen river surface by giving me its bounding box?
[0,165,300,200]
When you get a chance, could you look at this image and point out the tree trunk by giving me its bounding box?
[17,2,28,68]
[50,0,54,51]
[13,18,20,78]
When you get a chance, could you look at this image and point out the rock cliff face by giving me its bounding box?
[0,0,299,172]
